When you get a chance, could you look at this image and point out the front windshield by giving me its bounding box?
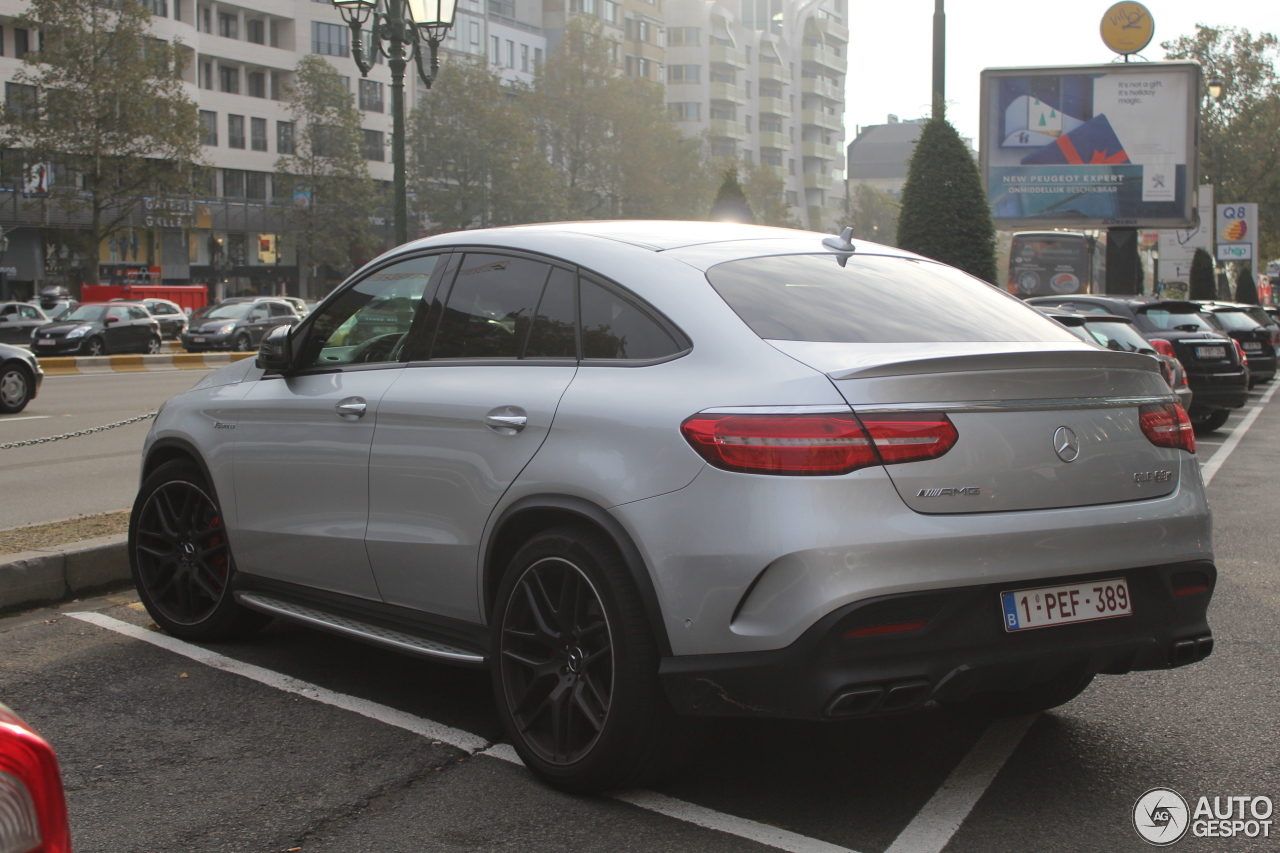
[1138,309,1220,332]
[62,305,108,322]
[203,303,253,320]
[1210,310,1262,331]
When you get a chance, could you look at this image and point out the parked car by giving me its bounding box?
[1192,301,1277,385]
[0,301,50,344]
[31,302,163,356]
[134,222,1213,793]
[113,297,187,339]
[1028,296,1247,432]
[180,298,300,352]
[1042,308,1192,411]
[0,342,43,414]
[0,701,73,853]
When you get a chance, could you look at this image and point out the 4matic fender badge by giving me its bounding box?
[916,487,981,497]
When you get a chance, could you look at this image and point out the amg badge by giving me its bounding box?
[916,487,981,497]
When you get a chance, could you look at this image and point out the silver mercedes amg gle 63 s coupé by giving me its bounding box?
[129,222,1213,792]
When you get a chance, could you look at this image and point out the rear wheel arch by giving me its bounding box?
[482,495,672,656]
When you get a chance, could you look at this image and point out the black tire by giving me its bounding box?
[942,673,1094,718]
[145,335,162,354]
[234,333,252,352]
[129,460,271,641]
[85,337,105,356]
[492,525,679,793]
[1192,408,1231,434]
[0,363,33,415]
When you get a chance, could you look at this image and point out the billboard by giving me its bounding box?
[980,62,1199,229]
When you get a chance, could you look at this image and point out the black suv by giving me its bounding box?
[1028,296,1248,431]
[1192,302,1276,386]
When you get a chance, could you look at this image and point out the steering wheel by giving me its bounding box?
[347,332,405,364]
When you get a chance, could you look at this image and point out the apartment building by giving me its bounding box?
[0,0,544,298]
[665,0,847,231]
[543,0,664,83]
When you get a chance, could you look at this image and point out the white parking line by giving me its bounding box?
[66,611,860,853]
[883,715,1037,853]
[0,415,50,423]
[1201,381,1280,486]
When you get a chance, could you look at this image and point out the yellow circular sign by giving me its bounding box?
[1100,2,1155,55]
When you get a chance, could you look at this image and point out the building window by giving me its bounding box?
[5,83,38,120]
[761,150,782,166]
[668,26,699,45]
[668,102,700,121]
[218,12,238,39]
[271,72,285,101]
[358,79,384,112]
[200,61,212,89]
[147,0,169,16]
[223,169,245,198]
[490,35,500,65]
[246,171,267,199]
[470,21,481,49]
[277,121,295,155]
[785,190,798,206]
[200,6,211,33]
[14,28,29,60]
[219,66,239,94]
[247,71,266,98]
[521,43,529,72]
[251,117,267,151]
[745,115,752,132]
[666,64,700,83]
[199,110,217,145]
[534,47,543,68]
[362,129,385,162]
[489,0,515,15]
[247,19,265,44]
[710,69,735,83]
[312,21,349,56]
[710,105,735,120]
[507,40,515,68]
[228,114,245,149]
[603,1,619,24]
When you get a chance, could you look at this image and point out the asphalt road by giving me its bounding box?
[1,384,1278,852]
[0,370,210,528]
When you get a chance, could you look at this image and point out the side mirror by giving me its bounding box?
[104,316,119,325]
[256,323,292,372]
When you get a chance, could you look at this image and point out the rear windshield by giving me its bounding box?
[1137,308,1220,332]
[1079,320,1153,353]
[705,254,1079,343]
[1244,307,1274,327]
[1208,310,1262,331]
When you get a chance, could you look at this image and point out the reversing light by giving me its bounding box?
[1138,403,1195,454]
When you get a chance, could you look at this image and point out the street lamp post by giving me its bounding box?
[332,0,458,247]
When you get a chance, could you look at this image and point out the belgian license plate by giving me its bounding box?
[191,336,205,343]
[1196,346,1226,359]
[1244,342,1263,351]
[36,339,56,346]
[1001,579,1132,632]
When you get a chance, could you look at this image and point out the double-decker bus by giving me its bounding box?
[1008,231,1104,298]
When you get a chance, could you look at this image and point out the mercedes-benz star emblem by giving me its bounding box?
[1054,426,1080,463]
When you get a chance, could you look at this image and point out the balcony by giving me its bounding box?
[709,82,747,104]
[757,59,791,83]
[709,44,747,68]
[802,141,842,161]
[757,95,790,117]
[801,76,843,101]
[709,118,747,141]
[816,17,849,43]
[804,172,834,190]
[757,130,787,150]
[801,109,842,132]
[807,205,839,231]
[802,45,846,73]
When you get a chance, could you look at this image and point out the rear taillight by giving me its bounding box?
[680,411,959,475]
[1139,403,1195,454]
[1148,338,1176,358]
[0,706,71,853]
[1233,339,1249,365]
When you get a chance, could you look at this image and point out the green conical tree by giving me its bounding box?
[1235,262,1259,304]
[1189,248,1217,300]
[710,168,755,224]
[896,118,997,282]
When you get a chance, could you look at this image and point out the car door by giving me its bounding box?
[0,305,20,343]
[18,305,47,340]
[242,305,269,345]
[365,252,578,622]
[127,306,154,349]
[230,253,445,600]
[103,305,132,352]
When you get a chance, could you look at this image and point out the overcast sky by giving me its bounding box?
[843,0,1279,145]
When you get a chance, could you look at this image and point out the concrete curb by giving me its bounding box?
[0,535,130,612]
[38,352,255,376]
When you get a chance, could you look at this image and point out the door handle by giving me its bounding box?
[335,397,367,420]
[484,411,528,434]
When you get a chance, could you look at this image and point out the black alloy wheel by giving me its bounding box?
[130,460,270,640]
[86,337,105,356]
[492,525,685,792]
[0,364,32,414]
[500,556,615,766]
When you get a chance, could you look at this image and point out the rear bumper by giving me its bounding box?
[661,561,1215,720]
[1187,370,1249,410]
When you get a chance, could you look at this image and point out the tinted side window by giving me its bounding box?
[129,307,150,320]
[269,302,293,317]
[301,255,440,368]
[247,307,268,322]
[106,306,130,322]
[524,267,577,359]
[432,254,550,359]
[580,276,681,359]
[20,305,40,319]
